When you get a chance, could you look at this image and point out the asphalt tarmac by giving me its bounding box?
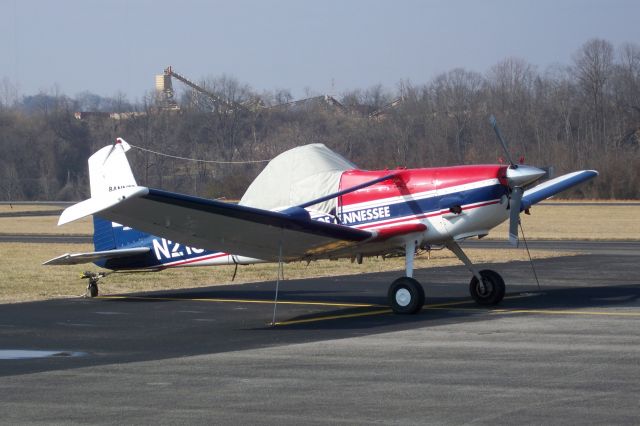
[1,243,639,424]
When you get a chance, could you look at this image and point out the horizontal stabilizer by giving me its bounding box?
[522,170,598,209]
[43,247,150,266]
[58,186,149,225]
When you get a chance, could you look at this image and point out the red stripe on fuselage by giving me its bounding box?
[338,165,507,206]
[162,252,228,268]
[372,223,427,241]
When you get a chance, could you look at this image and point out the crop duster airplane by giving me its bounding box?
[45,118,597,314]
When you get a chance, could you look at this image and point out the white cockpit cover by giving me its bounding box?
[239,143,357,213]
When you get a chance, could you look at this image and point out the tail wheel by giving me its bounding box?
[469,269,505,306]
[87,279,99,298]
[388,277,425,314]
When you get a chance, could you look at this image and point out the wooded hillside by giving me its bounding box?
[0,38,638,201]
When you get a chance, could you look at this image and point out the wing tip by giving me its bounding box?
[42,253,71,266]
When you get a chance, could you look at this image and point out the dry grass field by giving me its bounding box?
[492,203,640,241]
[0,204,65,213]
[0,201,637,303]
[0,242,568,304]
[0,215,92,235]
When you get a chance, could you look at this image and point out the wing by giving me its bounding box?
[522,170,598,209]
[43,247,150,266]
[59,187,373,262]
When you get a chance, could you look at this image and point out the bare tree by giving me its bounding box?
[0,77,19,109]
[613,42,640,115]
[572,38,615,149]
[1,37,639,201]
[487,57,536,110]
[431,68,484,163]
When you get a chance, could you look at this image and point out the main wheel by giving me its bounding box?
[388,277,425,314]
[87,281,99,298]
[469,269,505,306]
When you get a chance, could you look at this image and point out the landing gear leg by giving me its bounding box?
[445,240,505,306]
[82,271,106,298]
[387,238,425,314]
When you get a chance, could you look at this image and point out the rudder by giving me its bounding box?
[93,216,152,250]
[93,216,116,251]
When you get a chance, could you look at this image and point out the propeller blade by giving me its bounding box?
[509,187,523,246]
[489,115,516,168]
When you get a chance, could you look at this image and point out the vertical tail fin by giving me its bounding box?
[88,138,146,251]
[88,138,137,198]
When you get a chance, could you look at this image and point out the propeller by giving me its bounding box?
[489,115,516,168]
[489,115,545,246]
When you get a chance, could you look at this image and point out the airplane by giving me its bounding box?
[45,117,598,314]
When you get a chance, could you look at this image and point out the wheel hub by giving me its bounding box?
[478,279,492,297]
[395,288,412,307]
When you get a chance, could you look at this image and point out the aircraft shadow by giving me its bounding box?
[264,284,640,331]
[3,281,638,378]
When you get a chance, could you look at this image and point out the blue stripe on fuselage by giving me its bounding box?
[338,184,506,226]
[94,232,221,270]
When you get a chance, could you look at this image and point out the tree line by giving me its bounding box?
[0,38,638,201]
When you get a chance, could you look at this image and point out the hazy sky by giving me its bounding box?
[1,0,638,101]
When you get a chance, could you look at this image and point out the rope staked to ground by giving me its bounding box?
[519,221,541,291]
[271,229,284,326]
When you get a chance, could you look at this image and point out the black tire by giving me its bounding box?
[88,282,99,298]
[388,277,425,314]
[469,269,505,306]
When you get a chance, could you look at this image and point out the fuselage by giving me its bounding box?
[97,164,511,271]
